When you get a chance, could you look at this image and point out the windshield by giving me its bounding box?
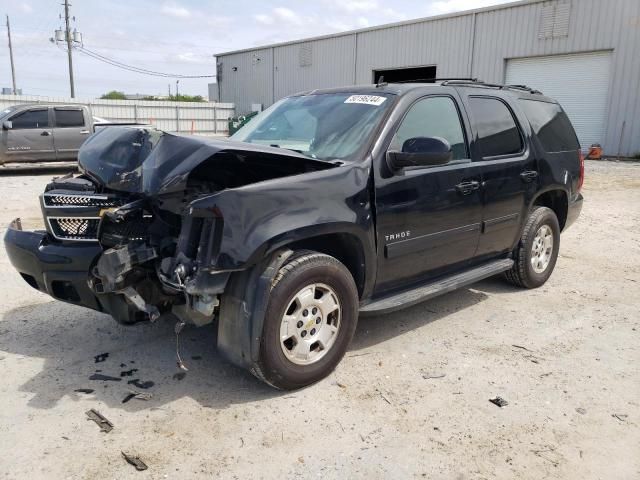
[0,106,18,120]
[231,93,394,161]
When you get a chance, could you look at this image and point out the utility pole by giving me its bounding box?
[63,0,75,97]
[176,80,179,99]
[5,15,17,94]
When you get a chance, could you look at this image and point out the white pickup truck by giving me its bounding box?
[0,103,145,165]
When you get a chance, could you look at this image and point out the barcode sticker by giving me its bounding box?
[344,95,387,106]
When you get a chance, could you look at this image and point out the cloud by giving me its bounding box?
[254,7,309,27]
[160,2,191,18]
[254,13,274,25]
[167,52,214,65]
[329,0,379,12]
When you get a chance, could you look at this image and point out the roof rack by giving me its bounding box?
[390,77,478,84]
[386,78,543,94]
[441,79,543,94]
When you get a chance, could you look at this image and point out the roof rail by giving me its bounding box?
[390,77,478,84]
[387,77,543,94]
[442,79,543,94]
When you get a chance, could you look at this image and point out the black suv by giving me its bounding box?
[5,80,583,389]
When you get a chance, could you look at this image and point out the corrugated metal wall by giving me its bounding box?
[0,95,235,134]
[217,0,640,155]
[273,35,357,100]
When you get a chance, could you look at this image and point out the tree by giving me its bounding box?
[100,90,126,100]
[171,94,205,102]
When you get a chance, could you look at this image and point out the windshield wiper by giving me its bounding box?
[269,144,307,155]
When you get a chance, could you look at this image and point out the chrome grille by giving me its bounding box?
[43,193,122,208]
[47,217,100,241]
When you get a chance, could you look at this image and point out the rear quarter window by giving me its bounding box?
[54,108,85,128]
[519,100,579,152]
[468,97,523,158]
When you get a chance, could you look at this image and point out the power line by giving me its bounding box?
[73,45,216,78]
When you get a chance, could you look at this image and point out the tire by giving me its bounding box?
[256,250,359,390]
[505,206,560,289]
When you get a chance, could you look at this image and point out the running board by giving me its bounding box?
[360,258,514,315]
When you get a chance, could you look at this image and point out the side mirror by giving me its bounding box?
[2,121,12,130]
[387,136,452,170]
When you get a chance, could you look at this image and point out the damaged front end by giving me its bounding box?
[38,127,338,326]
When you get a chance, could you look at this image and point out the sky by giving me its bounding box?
[1,0,513,99]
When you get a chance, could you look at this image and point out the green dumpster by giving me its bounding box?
[228,111,258,136]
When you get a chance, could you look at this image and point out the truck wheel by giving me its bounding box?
[256,251,359,390]
[504,206,560,289]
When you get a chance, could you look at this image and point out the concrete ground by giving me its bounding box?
[0,161,638,479]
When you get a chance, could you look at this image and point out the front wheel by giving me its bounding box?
[504,206,560,289]
[256,251,359,390]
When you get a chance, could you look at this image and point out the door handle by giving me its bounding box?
[40,131,51,136]
[520,170,538,182]
[80,130,90,134]
[455,180,480,195]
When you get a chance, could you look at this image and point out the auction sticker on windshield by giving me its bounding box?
[344,95,387,106]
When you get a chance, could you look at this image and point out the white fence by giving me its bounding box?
[0,94,235,135]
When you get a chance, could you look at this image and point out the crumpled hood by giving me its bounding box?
[78,127,334,195]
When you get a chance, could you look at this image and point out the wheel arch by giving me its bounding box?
[531,188,569,231]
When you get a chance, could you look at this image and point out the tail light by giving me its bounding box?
[577,149,585,192]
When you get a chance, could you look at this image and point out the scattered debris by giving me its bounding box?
[74,388,95,394]
[61,436,70,441]
[191,355,202,360]
[421,372,446,380]
[575,407,587,415]
[539,372,553,378]
[532,447,561,467]
[127,379,154,389]
[174,320,189,371]
[240,437,244,447]
[122,389,153,403]
[120,363,127,368]
[173,372,186,381]
[86,409,113,433]
[298,456,304,464]
[94,353,109,363]
[122,452,148,471]
[379,392,392,405]
[511,344,534,352]
[489,397,509,408]
[122,393,136,404]
[120,369,138,377]
[612,413,628,422]
[334,381,347,389]
[89,373,121,382]
[347,352,374,358]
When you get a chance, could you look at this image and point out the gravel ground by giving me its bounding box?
[0,161,638,479]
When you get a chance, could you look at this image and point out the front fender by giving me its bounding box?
[189,160,375,272]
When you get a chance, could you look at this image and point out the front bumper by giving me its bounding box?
[4,218,103,311]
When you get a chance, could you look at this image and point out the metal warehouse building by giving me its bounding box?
[213,0,640,156]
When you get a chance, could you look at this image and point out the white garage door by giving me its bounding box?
[505,51,612,150]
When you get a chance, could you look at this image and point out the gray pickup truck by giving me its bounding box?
[0,104,142,165]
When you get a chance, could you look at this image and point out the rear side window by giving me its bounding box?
[393,96,468,160]
[519,100,579,152]
[10,109,49,129]
[55,109,85,128]
[468,97,523,158]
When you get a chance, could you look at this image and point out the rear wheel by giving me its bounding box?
[505,206,560,289]
[256,251,358,390]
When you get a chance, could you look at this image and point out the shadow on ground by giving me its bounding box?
[0,284,492,411]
